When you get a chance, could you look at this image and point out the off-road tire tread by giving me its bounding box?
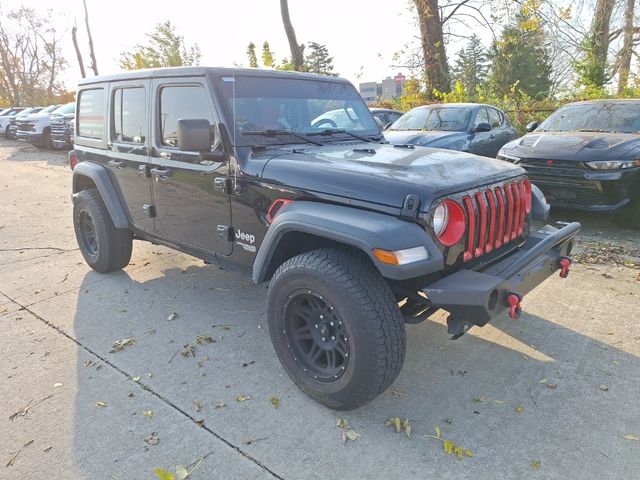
[268,248,406,410]
[74,189,132,273]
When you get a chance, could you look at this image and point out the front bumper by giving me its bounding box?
[15,131,30,140]
[423,222,580,333]
[525,166,639,212]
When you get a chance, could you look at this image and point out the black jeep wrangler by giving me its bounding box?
[70,67,580,410]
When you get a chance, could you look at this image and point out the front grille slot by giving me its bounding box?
[460,178,529,262]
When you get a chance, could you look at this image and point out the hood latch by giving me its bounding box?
[400,194,421,221]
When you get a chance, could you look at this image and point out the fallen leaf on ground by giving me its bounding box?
[236,394,250,402]
[154,467,175,480]
[402,419,412,439]
[145,433,160,445]
[53,383,63,388]
[23,440,34,447]
[426,427,473,461]
[515,406,524,414]
[270,397,280,409]
[195,335,214,344]
[342,430,361,444]
[196,356,209,368]
[167,312,178,321]
[242,360,256,367]
[623,434,640,441]
[547,383,558,389]
[175,465,189,479]
[601,273,614,279]
[143,410,155,418]
[522,354,529,361]
[84,360,96,367]
[214,403,226,409]
[43,446,52,452]
[538,378,548,384]
[336,418,351,429]
[110,338,136,353]
[599,384,609,391]
[531,460,541,469]
[193,401,202,412]
[9,400,33,421]
[181,345,196,358]
[386,417,402,433]
[5,450,20,467]
[132,376,141,382]
[96,401,107,407]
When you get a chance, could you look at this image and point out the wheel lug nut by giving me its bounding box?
[320,314,324,320]
[331,336,335,340]
[314,324,318,329]
[322,337,326,342]
[330,321,334,326]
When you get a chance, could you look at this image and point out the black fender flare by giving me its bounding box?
[72,162,129,229]
[252,201,444,283]
[531,183,550,221]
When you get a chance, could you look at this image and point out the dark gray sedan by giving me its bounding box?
[384,103,519,158]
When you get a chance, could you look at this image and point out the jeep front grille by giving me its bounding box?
[460,178,530,262]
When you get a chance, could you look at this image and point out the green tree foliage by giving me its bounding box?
[246,42,258,68]
[119,21,201,70]
[573,0,615,89]
[262,41,275,68]
[488,12,552,100]
[304,42,337,76]
[450,35,488,100]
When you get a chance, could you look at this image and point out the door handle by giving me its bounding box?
[108,159,125,169]
[150,167,172,178]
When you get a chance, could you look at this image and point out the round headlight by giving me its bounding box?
[433,202,448,236]
[433,199,466,247]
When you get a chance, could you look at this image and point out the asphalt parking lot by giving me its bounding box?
[1,139,639,479]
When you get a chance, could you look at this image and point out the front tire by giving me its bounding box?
[73,189,133,273]
[267,248,406,410]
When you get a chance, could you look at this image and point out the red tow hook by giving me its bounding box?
[559,257,571,278]
[506,293,522,320]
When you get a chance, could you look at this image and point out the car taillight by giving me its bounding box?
[69,150,78,170]
[266,198,294,223]
[523,178,532,213]
[433,199,466,246]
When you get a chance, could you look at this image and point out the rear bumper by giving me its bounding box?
[423,222,580,330]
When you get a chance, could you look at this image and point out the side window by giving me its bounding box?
[159,85,215,148]
[78,88,105,139]
[488,108,502,128]
[473,108,490,129]
[389,112,403,123]
[112,87,147,144]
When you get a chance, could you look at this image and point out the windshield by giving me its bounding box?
[53,103,75,115]
[539,102,640,133]
[219,76,379,145]
[41,105,60,114]
[389,106,471,131]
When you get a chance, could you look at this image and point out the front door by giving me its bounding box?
[106,81,154,232]
[149,79,232,255]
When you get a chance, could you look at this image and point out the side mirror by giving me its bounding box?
[177,119,213,151]
[526,121,538,132]
[474,122,492,133]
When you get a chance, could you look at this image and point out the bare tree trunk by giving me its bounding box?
[83,0,98,75]
[414,0,451,95]
[617,0,635,93]
[72,25,86,79]
[590,0,615,87]
[280,0,304,71]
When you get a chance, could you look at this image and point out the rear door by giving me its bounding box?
[107,80,154,232]
[149,78,232,255]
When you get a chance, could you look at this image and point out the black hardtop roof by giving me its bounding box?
[77,66,352,86]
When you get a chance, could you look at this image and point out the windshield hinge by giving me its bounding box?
[400,194,421,221]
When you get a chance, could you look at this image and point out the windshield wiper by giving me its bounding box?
[308,128,377,143]
[243,129,324,146]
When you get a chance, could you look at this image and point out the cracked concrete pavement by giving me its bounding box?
[1,139,639,479]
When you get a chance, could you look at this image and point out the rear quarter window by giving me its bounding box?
[78,88,105,139]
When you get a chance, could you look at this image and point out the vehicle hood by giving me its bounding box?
[384,130,466,146]
[502,131,640,160]
[260,143,524,211]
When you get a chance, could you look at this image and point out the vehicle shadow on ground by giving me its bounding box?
[68,261,640,479]
[0,138,69,167]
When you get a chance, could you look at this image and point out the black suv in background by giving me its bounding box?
[498,100,640,227]
[70,67,580,410]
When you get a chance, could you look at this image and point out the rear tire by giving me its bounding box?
[73,189,133,273]
[267,248,406,410]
